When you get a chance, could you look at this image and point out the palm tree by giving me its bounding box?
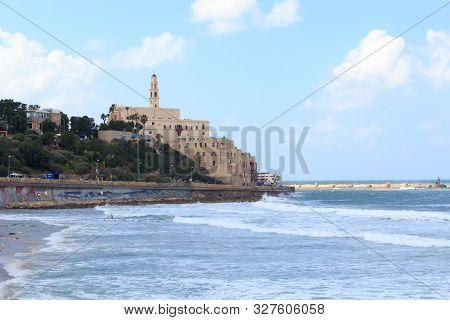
[100,113,107,124]
[109,104,116,114]
[175,124,183,136]
[140,114,148,135]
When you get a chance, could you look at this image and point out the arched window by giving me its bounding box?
[155,92,157,97]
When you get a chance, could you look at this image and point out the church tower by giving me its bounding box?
[149,73,159,108]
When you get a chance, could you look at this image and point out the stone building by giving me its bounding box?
[101,74,257,185]
[26,108,62,133]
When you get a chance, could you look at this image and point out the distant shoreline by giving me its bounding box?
[287,182,447,190]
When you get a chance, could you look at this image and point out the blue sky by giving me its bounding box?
[0,0,449,180]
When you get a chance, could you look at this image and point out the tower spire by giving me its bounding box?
[149,73,159,108]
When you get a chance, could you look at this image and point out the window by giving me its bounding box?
[164,125,166,129]
[190,126,193,130]
[155,92,157,97]
[195,143,197,147]
[203,152,205,156]
[185,125,188,129]
[202,132,205,135]
[202,124,205,130]
[212,143,215,147]
[213,161,216,166]
[196,126,198,130]
[150,92,152,97]
[205,143,207,148]
[152,122,155,125]
[199,143,203,147]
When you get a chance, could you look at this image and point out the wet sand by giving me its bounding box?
[0,218,63,298]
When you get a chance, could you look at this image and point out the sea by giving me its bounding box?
[1,188,450,299]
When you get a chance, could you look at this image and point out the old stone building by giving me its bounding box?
[101,74,257,185]
[26,108,62,133]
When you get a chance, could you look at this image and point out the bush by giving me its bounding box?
[42,132,55,145]
[74,162,91,175]
[12,133,25,142]
[0,165,7,177]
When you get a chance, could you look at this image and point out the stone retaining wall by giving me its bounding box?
[0,178,292,208]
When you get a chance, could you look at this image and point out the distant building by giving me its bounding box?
[257,172,280,186]
[100,74,258,185]
[26,108,62,133]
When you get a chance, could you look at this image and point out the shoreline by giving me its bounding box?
[287,183,447,190]
[0,219,63,299]
[4,194,264,210]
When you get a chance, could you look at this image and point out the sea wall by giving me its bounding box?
[0,178,292,208]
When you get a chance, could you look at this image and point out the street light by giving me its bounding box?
[170,164,174,181]
[7,155,11,178]
[190,166,194,182]
[95,159,100,180]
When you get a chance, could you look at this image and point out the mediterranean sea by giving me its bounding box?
[1,188,450,299]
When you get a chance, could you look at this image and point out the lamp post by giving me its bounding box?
[190,166,194,182]
[7,155,11,178]
[95,159,99,180]
[170,164,174,181]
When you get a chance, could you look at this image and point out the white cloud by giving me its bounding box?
[419,120,442,131]
[190,0,300,35]
[109,32,190,68]
[262,0,300,28]
[417,30,450,86]
[320,29,411,110]
[316,115,339,133]
[312,29,450,111]
[0,28,99,115]
[354,125,384,140]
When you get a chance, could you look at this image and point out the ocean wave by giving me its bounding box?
[252,197,450,222]
[173,216,450,248]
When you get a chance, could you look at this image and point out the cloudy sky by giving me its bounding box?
[0,0,449,180]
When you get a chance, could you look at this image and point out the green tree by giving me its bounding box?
[0,99,28,133]
[60,112,70,132]
[59,132,79,150]
[19,138,50,169]
[70,116,97,138]
[140,114,148,134]
[41,119,58,133]
[42,132,55,145]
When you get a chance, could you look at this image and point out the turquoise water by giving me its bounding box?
[1,189,450,299]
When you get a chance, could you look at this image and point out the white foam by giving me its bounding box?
[252,198,450,222]
[173,216,450,248]
[0,258,33,299]
[40,226,76,253]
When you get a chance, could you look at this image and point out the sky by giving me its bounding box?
[0,0,449,181]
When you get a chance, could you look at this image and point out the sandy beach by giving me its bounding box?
[0,217,63,299]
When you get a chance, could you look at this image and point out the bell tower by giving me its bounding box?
[149,73,159,108]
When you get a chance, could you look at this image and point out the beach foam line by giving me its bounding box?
[0,258,33,299]
[173,216,450,248]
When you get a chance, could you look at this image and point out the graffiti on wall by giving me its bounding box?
[0,185,191,207]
